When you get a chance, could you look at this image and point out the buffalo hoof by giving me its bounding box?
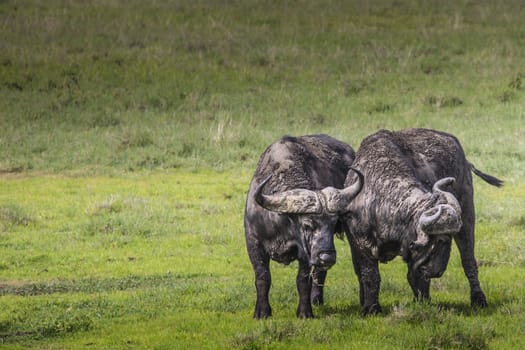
[297,306,314,318]
[413,295,431,303]
[253,306,272,319]
[471,291,488,308]
[362,303,382,317]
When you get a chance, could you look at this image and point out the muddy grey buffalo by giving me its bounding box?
[244,135,363,318]
[342,128,502,315]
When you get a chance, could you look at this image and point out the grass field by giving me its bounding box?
[1,0,524,348]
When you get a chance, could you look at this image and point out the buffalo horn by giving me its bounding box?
[254,175,323,214]
[413,205,444,246]
[432,177,461,213]
[322,168,364,213]
[420,205,445,228]
[254,168,364,215]
[412,177,463,247]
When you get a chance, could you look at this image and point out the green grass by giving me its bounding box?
[1,172,524,349]
[1,0,525,348]
[1,0,525,176]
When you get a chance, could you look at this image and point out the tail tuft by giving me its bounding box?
[470,163,503,187]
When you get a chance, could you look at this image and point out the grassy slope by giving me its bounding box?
[1,0,524,348]
[1,0,524,176]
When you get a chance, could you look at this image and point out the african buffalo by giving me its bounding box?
[244,134,363,318]
[342,128,502,315]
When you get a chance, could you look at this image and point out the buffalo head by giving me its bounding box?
[254,168,364,270]
[409,177,462,277]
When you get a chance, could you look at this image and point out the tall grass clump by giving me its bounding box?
[84,194,174,239]
[0,204,33,231]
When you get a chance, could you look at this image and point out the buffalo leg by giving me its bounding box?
[455,219,487,307]
[407,268,431,301]
[246,239,272,319]
[310,269,327,306]
[350,243,382,316]
[296,260,314,318]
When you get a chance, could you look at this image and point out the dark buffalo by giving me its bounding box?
[244,134,363,318]
[342,128,502,315]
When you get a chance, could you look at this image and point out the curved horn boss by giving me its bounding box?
[255,168,364,214]
[413,177,463,247]
[254,175,323,214]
